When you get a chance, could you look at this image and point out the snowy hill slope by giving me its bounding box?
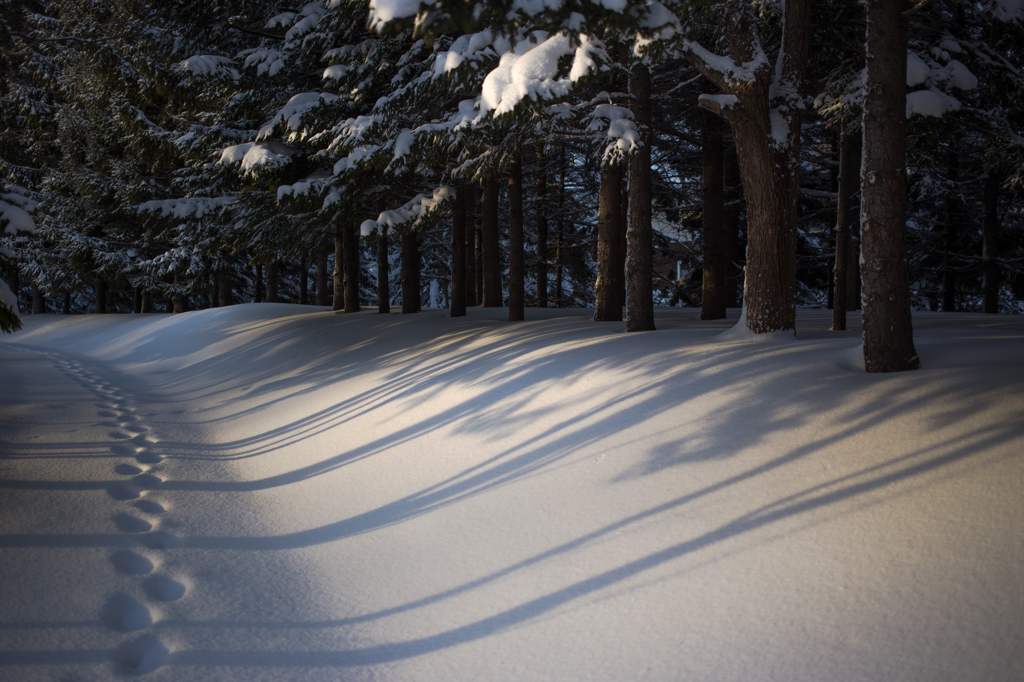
[2,305,1023,681]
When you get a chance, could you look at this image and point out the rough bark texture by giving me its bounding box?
[687,0,811,334]
[626,63,655,332]
[451,185,468,317]
[333,227,343,311]
[832,127,861,331]
[343,218,360,313]
[481,177,501,307]
[266,260,279,303]
[983,174,1001,314]
[508,156,525,321]
[701,111,727,320]
[464,186,477,306]
[723,141,742,309]
[595,163,624,322]
[861,0,919,372]
[315,250,329,306]
[536,149,548,308]
[401,231,421,314]
[378,227,390,314]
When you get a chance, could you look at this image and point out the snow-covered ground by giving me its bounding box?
[1,304,1022,681]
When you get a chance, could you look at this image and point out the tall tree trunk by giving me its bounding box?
[686,0,811,334]
[218,272,233,307]
[982,173,1001,314]
[377,227,390,314]
[254,263,264,303]
[451,185,468,317]
[94,279,107,314]
[701,110,727,320]
[509,154,525,321]
[464,187,477,306]
[595,162,624,321]
[618,166,629,310]
[333,226,344,311]
[141,290,151,313]
[32,281,44,314]
[942,147,960,312]
[536,148,549,308]
[62,291,70,315]
[172,271,186,313]
[344,217,360,313]
[316,249,329,306]
[833,126,861,331]
[299,253,309,305]
[481,177,501,306]
[266,260,279,303]
[626,63,655,332]
[402,231,421,314]
[861,0,919,372]
[723,139,742,309]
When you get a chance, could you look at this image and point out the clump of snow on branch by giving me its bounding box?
[586,98,639,162]
[277,171,333,202]
[359,187,453,235]
[241,49,289,77]
[368,0,423,31]
[220,141,301,174]
[681,40,768,86]
[258,92,339,141]
[989,0,1024,20]
[177,55,240,80]
[906,88,963,118]
[481,32,605,116]
[138,197,237,219]
[1,187,37,235]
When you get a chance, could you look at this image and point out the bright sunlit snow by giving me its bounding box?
[2,305,1023,681]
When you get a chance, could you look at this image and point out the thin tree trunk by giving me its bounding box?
[482,177,501,306]
[402,231,421,313]
[378,227,390,314]
[32,282,44,314]
[218,272,233,307]
[833,126,861,330]
[595,162,624,321]
[536,148,548,307]
[344,217,360,313]
[982,173,1001,313]
[333,226,344,311]
[701,110,727,320]
[141,290,151,313]
[94,279,106,314]
[172,271,186,313]
[316,249,329,306]
[62,291,70,315]
[464,186,477,306]
[266,260,279,303]
[618,164,629,310]
[942,147,960,312]
[254,264,264,303]
[299,253,309,305]
[451,185,468,317]
[509,153,525,321]
[626,63,654,332]
[861,0,919,372]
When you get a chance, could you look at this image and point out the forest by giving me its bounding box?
[2,0,1022,371]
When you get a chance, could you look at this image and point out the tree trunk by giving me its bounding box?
[595,162,624,321]
[32,282,45,315]
[464,186,477,306]
[299,253,309,305]
[254,264,264,303]
[536,148,548,308]
[451,184,468,317]
[481,177,501,306]
[509,154,525,321]
[982,173,1000,314]
[942,147,960,312]
[62,291,70,315]
[344,217,360,313]
[266,260,279,303]
[316,249,329,306]
[377,227,390,314]
[94,279,107,314]
[626,63,655,332]
[218,272,233,307]
[833,126,861,331]
[172,271,187,313]
[141,290,151,313]
[860,0,919,372]
[701,110,727,320]
[723,139,742,309]
[333,226,344,311]
[402,231,421,313]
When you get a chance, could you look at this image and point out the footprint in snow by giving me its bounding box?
[123,424,150,434]
[135,451,163,465]
[108,431,132,440]
[114,464,144,476]
[107,482,141,501]
[132,473,162,489]
[134,499,165,514]
[115,635,168,675]
[110,550,154,575]
[143,575,187,602]
[113,514,153,534]
[110,443,141,457]
[101,594,153,632]
[143,532,179,550]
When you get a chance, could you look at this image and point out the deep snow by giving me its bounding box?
[1,304,1022,681]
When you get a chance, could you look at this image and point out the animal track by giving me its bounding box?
[115,464,144,476]
[134,500,165,514]
[102,594,153,632]
[115,635,168,675]
[111,550,155,575]
[143,575,187,602]
[113,513,153,533]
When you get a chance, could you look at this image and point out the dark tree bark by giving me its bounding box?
[377,227,390,314]
[860,0,919,372]
[333,226,343,311]
[536,148,549,307]
[172,271,187,313]
[723,139,743,309]
[701,110,727,320]
[595,162,624,321]
[626,63,655,332]
[254,264,264,303]
[508,154,525,321]
[343,218,360,313]
[218,272,233,307]
[94,279,107,314]
[315,249,329,306]
[451,184,468,317]
[464,186,477,307]
[266,260,279,303]
[402,231,421,313]
[62,291,70,315]
[832,126,861,331]
[481,177,501,306]
[618,163,628,310]
[133,285,142,314]
[983,173,1001,314]
[299,253,309,305]
[942,147,960,312]
[141,290,152,314]
[32,282,45,314]
[686,0,811,334]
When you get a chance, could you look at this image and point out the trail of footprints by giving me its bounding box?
[44,351,187,675]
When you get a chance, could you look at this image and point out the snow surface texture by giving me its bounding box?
[1,306,1023,681]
